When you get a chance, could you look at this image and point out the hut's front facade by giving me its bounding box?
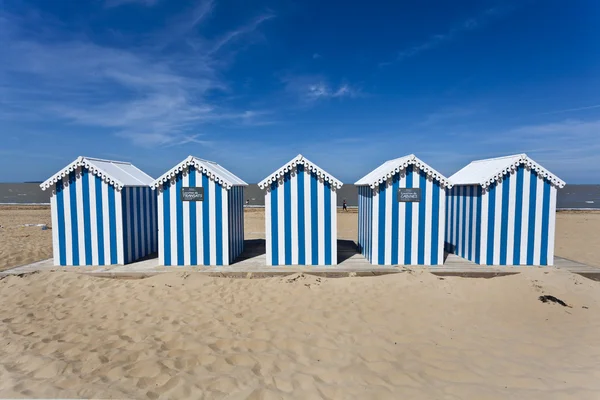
[41,157,157,266]
[355,155,452,266]
[259,155,343,266]
[446,154,565,266]
[153,156,247,266]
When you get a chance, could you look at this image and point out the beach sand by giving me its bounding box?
[0,206,598,270]
[0,269,599,399]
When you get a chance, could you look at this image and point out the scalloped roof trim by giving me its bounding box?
[355,154,453,189]
[258,154,343,190]
[40,156,153,191]
[450,154,566,189]
[151,156,247,190]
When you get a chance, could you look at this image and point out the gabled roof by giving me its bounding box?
[258,154,343,190]
[151,156,247,190]
[41,156,154,191]
[450,153,566,188]
[355,154,452,188]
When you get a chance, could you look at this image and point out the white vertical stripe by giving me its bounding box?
[222,186,229,266]
[277,179,285,265]
[424,178,433,265]
[371,188,379,265]
[169,179,178,264]
[115,189,124,264]
[547,186,557,266]
[438,189,446,265]
[63,180,73,266]
[196,170,204,264]
[291,170,299,264]
[209,179,217,266]
[125,189,132,264]
[102,183,111,265]
[145,188,151,257]
[520,170,531,265]
[317,179,325,265]
[75,167,86,265]
[183,171,191,266]
[265,186,272,266]
[506,173,517,264]
[397,174,406,265]
[50,190,60,266]
[452,187,458,250]
[464,186,470,260]
[411,174,419,264]
[133,188,139,261]
[479,189,488,264]
[331,188,337,265]
[493,182,503,265]
[384,178,393,265]
[158,187,164,265]
[533,176,544,265]
[469,188,476,261]
[89,179,98,266]
[304,169,312,265]
[457,187,463,257]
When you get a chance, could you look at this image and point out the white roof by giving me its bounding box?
[151,156,247,190]
[258,154,343,190]
[450,153,566,188]
[41,156,154,191]
[355,154,452,188]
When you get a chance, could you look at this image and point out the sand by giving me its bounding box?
[0,207,599,270]
[0,268,599,399]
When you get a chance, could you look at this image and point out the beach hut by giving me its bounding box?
[152,156,247,266]
[259,155,343,266]
[40,156,157,266]
[355,155,452,266]
[446,154,566,266]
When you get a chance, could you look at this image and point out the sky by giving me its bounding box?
[1,0,599,184]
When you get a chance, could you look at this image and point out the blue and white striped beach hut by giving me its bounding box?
[446,154,566,266]
[41,156,157,266]
[152,156,247,266]
[355,155,452,266]
[259,155,343,266]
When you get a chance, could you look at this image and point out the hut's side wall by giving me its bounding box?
[369,165,446,265]
[51,166,123,266]
[158,165,230,266]
[228,186,245,263]
[357,186,373,262]
[265,164,337,266]
[121,187,158,264]
[446,165,557,266]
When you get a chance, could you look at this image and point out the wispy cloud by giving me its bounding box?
[381,6,511,66]
[282,76,360,104]
[0,2,273,148]
[312,53,321,59]
[539,104,600,115]
[210,14,275,54]
[105,0,159,8]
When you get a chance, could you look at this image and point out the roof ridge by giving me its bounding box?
[151,156,247,190]
[82,156,132,165]
[355,154,452,188]
[470,153,525,163]
[258,154,343,190]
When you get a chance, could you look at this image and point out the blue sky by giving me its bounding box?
[1,0,599,183]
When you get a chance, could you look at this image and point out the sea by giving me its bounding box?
[1,183,598,209]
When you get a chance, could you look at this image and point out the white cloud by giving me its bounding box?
[283,76,359,103]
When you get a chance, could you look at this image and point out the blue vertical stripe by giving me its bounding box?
[108,185,117,265]
[202,174,210,265]
[189,168,197,265]
[129,188,135,263]
[461,187,467,258]
[378,182,386,265]
[56,180,66,266]
[82,169,92,265]
[297,165,306,264]
[284,173,292,265]
[176,174,184,265]
[122,189,129,264]
[527,171,538,265]
[137,188,143,260]
[391,174,399,264]
[449,188,455,248]
[540,180,551,265]
[486,185,496,265]
[468,186,474,260]
[324,181,332,265]
[270,182,279,265]
[475,186,482,264]
[513,167,524,264]
[404,166,413,264]
[310,172,318,265]
[163,182,171,266]
[69,171,80,266]
[95,177,104,266]
[417,171,427,264]
[215,182,223,266]
[431,181,440,265]
[500,175,511,264]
